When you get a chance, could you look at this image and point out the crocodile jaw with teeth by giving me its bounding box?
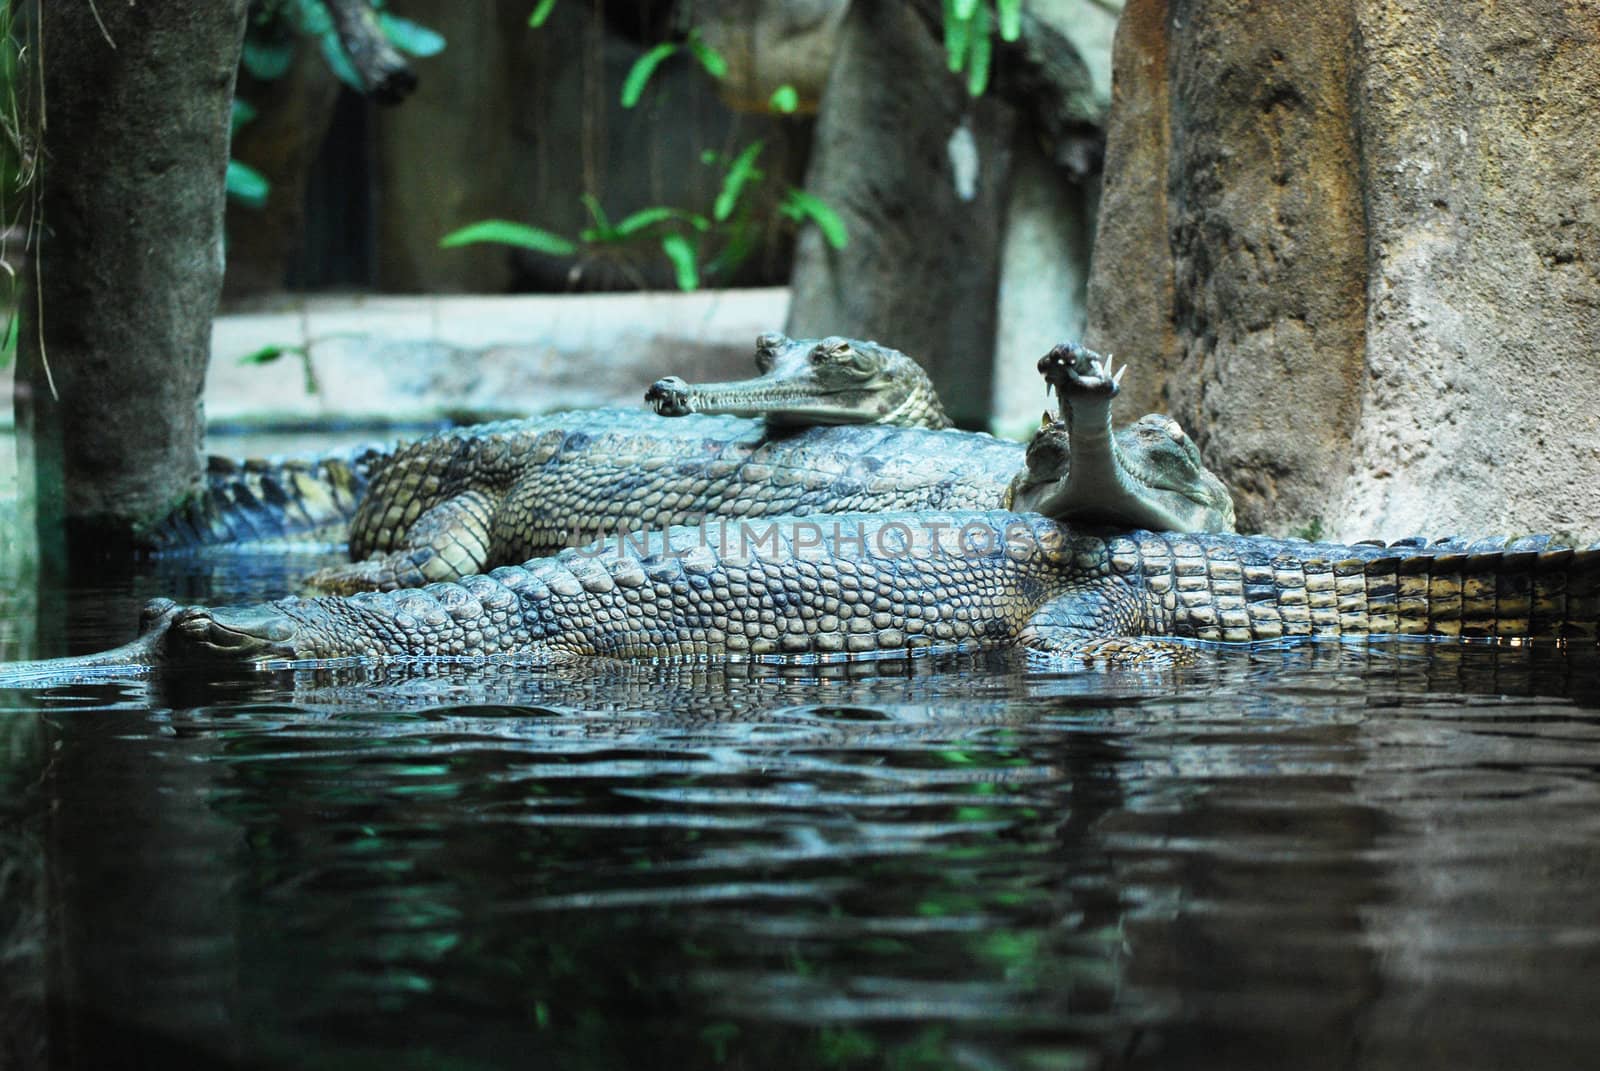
[1009,343,1236,534]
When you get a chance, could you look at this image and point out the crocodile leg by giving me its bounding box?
[1016,578,1198,666]
[303,490,496,594]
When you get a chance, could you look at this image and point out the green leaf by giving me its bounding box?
[231,98,258,132]
[997,0,1022,42]
[953,0,980,18]
[319,33,364,90]
[241,37,296,80]
[966,2,993,96]
[611,206,709,238]
[702,217,758,280]
[226,160,271,208]
[621,42,678,108]
[0,315,18,370]
[768,84,799,114]
[576,194,618,242]
[292,0,333,37]
[781,189,849,249]
[379,14,446,57]
[685,32,728,79]
[237,343,305,366]
[579,194,611,231]
[714,140,764,222]
[659,234,698,291]
[439,220,577,255]
[612,207,675,236]
[528,0,558,28]
[943,0,969,73]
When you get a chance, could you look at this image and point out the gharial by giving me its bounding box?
[0,354,1590,684]
[140,330,956,551]
[284,334,1234,594]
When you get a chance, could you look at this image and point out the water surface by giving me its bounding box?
[1,543,1598,1070]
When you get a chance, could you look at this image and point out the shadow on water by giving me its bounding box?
[1,544,1600,1069]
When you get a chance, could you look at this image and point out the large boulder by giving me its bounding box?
[1086,0,1600,541]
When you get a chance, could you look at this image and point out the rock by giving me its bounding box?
[1086,0,1600,542]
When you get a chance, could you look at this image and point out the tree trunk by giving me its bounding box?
[1086,0,1600,541]
[786,0,1016,429]
[15,1,247,555]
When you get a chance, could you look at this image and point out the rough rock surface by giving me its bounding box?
[1086,0,1600,541]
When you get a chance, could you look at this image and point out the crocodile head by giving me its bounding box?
[645,332,952,429]
[1008,343,1237,533]
[154,602,308,665]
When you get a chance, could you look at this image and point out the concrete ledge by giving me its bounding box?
[1,288,792,430]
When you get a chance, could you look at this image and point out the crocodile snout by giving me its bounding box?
[1037,342,1123,400]
[646,376,692,416]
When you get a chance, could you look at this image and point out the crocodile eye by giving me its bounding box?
[839,347,878,377]
[812,339,877,378]
[754,332,787,373]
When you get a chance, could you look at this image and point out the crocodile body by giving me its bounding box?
[140,444,385,550]
[307,340,1234,593]
[5,513,1583,684]
[137,333,951,554]
[316,417,1025,592]
[134,337,1233,586]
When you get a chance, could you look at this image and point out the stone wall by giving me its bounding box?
[1086,0,1600,541]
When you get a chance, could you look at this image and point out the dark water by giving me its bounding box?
[2,547,1600,1070]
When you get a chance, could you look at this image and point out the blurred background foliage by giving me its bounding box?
[223,0,853,298]
[0,0,31,369]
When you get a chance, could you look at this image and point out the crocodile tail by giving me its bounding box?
[1154,532,1600,643]
[137,444,389,551]
[1322,535,1600,642]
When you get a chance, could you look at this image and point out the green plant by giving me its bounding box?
[442,140,847,292]
[237,341,319,394]
[242,0,444,91]
[227,0,446,208]
[0,0,33,371]
[943,0,1023,96]
[442,8,846,291]
[226,99,270,208]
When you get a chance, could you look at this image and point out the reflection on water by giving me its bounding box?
[1,550,1599,1069]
